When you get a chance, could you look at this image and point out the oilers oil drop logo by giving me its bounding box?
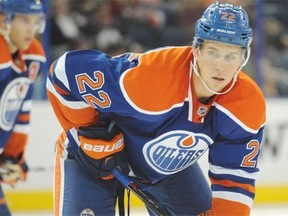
[0,77,30,131]
[143,130,213,175]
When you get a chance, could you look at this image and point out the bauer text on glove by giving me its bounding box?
[75,121,128,179]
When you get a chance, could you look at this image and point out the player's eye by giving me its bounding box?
[207,50,220,59]
[18,16,30,24]
[225,54,242,65]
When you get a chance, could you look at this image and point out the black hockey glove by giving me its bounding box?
[75,121,128,180]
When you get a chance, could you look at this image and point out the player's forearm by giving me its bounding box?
[2,132,28,158]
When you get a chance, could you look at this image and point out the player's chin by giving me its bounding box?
[215,80,232,91]
[18,42,31,51]
[210,84,225,93]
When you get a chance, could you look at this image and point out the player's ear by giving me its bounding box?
[0,13,5,25]
[0,13,7,29]
[0,14,11,36]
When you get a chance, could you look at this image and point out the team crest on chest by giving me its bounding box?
[142,130,213,175]
[0,77,30,131]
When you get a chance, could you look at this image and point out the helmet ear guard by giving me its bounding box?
[241,46,251,67]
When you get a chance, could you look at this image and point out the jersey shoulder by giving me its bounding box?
[215,72,266,131]
[121,46,193,112]
[140,46,193,66]
[23,38,46,62]
[0,35,12,64]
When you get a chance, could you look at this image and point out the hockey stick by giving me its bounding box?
[0,166,53,173]
[112,167,166,216]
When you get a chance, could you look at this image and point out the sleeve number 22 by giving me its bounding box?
[76,71,111,108]
[241,140,260,168]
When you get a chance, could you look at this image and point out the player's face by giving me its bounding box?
[9,14,42,50]
[195,40,244,93]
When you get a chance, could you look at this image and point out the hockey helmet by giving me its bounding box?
[193,2,252,48]
[0,0,43,14]
[0,0,45,33]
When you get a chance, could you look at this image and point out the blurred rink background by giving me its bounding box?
[4,0,288,215]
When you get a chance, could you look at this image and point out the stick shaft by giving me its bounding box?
[112,167,166,216]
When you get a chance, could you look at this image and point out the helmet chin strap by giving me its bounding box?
[192,48,250,95]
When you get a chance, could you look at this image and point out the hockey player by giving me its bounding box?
[0,0,46,215]
[47,2,265,216]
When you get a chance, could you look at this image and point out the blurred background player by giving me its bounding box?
[0,0,46,215]
[47,2,265,216]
